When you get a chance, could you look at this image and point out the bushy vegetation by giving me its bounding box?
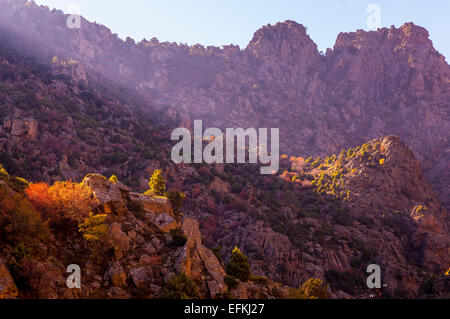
[26,181,96,222]
[145,169,166,197]
[324,270,365,294]
[225,275,239,290]
[108,175,118,184]
[167,190,186,217]
[290,278,331,299]
[160,272,199,299]
[226,247,251,282]
[78,212,108,242]
[0,185,49,245]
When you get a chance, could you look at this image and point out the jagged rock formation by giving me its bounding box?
[0,172,237,299]
[175,218,227,298]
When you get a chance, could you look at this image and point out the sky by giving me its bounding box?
[34,0,450,59]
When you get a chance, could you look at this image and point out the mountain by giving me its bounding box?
[1,0,447,208]
[0,0,449,299]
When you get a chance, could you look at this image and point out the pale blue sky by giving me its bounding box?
[34,0,450,59]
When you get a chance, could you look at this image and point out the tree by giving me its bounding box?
[25,183,51,212]
[292,278,331,299]
[147,169,166,196]
[167,191,186,214]
[226,246,251,282]
[0,187,49,244]
[27,181,96,222]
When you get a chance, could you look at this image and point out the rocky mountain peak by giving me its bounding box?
[247,20,318,56]
[245,20,320,87]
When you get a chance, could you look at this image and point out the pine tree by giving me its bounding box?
[226,246,251,282]
[147,169,166,196]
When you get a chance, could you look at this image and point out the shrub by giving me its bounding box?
[0,188,49,244]
[78,212,108,242]
[25,183,51,212]
[167,191,186,214]
[292,278,331,299]
[27,181,96,222]
[9,177,29,193]
[226,247,251,282]
[109,175,118,184]
[160,273,199,299]
[0,164,9,181]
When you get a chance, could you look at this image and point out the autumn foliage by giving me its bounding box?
[0,185,49,244]
[26,181,97,222]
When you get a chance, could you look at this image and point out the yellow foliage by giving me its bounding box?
[291,278,331,299]
[78,212,108,242]
[27,181,96,222]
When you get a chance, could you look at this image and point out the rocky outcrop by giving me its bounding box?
[129,193,178,233]
[82,174,128,214]
[340,136,450,273]
[107,262,127,287]
[176,218,227,298]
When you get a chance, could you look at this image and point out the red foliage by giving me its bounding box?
[25,183,51,212]
[25,181,97,223]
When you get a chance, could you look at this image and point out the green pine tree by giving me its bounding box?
[226,246,251,282]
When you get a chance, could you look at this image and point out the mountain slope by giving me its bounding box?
[1,1,447,207]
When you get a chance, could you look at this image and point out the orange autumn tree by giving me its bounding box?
[25,182,51,212]
[26,181,97,222]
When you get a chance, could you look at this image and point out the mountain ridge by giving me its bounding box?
[4,2,445,206]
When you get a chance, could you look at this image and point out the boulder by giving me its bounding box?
[128,193,178,232]
[82,174,128,214]
[107,262,127,287]
[129,267,150,290]
[110,223,131,260]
